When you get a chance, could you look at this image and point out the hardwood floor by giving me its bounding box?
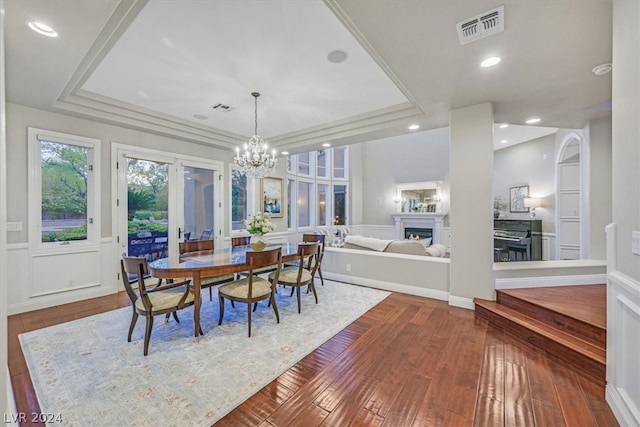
[8,288,617,426]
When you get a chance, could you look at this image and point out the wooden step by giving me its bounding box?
[497,288,606,349]
[474,298,606,383]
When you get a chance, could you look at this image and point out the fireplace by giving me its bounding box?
[390,212,447,244]
[404,227,433,240]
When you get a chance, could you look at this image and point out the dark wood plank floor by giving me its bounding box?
[8,288,618,426]
[500,285,606,329]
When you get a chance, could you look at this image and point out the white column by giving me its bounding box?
[449,103,494,306]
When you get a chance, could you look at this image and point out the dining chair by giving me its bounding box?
[217,247,283,337]
[231,236,251,247]
[178,240,235,301]
[300,233,325,286]
[269,242,321,313]
[120,256,196,356]
[199,228,213,240]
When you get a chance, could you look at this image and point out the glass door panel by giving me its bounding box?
[182,166,215,242]
[126,158,169,261]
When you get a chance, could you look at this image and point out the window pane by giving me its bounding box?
[317,183,330,226]
[232,169,248,231]
[184,166,215,240]
[333,146,347,178]
[286,155,294,173]
[334,184,347,225]
[298,152,311,176]
[287,178,294,229]
[297,181,312,227]
[317,149,328,178]
[126,159,169,259]
[40,140,89,243]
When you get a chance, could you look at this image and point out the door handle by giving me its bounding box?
[178,227,183,239]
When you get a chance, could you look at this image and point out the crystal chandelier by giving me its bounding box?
[234,92,277,179]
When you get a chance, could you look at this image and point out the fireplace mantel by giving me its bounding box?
[390,212,448,243]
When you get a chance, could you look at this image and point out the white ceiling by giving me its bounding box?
[4,0,612,153]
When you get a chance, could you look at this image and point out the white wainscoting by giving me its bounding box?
[606,271,640,426]
[7,238,118,315]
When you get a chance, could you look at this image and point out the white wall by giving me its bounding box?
[4,103,251,313]
[607,2,640,425]
[1,0,11,417]
[493,133,556,233]
[589,117,612,260]
[358,127,450,226]
[6,103,237,243]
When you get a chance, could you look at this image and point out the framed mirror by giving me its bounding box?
[395,181,442,212]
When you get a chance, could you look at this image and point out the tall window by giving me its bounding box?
[29,128,99,248]
[231,168,254,231]
[286,146,349,229]
[317,183,330,226]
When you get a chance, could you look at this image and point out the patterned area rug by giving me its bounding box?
[19,280,389,426]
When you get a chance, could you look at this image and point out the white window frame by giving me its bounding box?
[287,176,296,230]
[286,146,350,231]
[332,146,349,181]
[297,151,315,177]
[316,180,332,227]
[28,127,100,254]
[296,178,315,229]
[316,149,331,179]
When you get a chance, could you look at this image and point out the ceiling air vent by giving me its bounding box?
[210,103,234,112]
[456,5,504,45]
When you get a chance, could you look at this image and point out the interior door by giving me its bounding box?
[177,160,223,249]
[557,138,581,260]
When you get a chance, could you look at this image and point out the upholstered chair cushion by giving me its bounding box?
[135,287,195,312]
[270,266,313,284]
[218,277,272,299]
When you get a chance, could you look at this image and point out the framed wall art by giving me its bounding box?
[509,185,529,213]
[261,177,283,217]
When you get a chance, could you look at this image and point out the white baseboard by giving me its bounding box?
[448,295,475,310]
[323,272,449,302]
[7,284,118,315]
[495,273,607,290]
[5,366,17,426]
[606,384,640,427]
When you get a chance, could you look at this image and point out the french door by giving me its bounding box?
[114,144,223,263]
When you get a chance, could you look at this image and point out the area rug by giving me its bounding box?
[19,280,389,426]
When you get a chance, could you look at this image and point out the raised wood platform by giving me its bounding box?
[474,285,606,383]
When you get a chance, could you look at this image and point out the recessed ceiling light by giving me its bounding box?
[501,140,508,144]
[322,143,331,147]
[27,21,58,38]
[592,63,612,76]
[499,123,509,129]
[480,56,501,67]
[327,49,349,64]
[281,151,289,155]
[525,117,541,124]
[408,124,420,130]
[193,114,208,120]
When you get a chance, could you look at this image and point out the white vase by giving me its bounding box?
[250,234,267,251]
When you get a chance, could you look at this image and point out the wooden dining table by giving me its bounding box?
[148,242,299,340]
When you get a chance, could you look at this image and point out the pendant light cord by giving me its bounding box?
[252,92,260,136]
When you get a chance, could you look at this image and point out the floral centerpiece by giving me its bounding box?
[242,212,275,250]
